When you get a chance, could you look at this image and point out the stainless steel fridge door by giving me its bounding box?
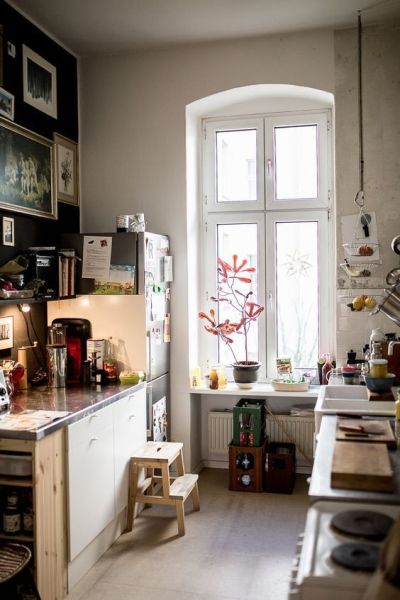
[146,374,170,440]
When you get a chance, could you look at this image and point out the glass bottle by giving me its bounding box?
[321,354,333,385]
[3,489,21,535]
[209,366,219,390]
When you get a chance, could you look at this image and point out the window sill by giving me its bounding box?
[189,383,320,398]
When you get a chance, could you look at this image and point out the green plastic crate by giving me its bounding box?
[233,398,266,447]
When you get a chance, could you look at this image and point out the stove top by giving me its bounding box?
[292,500,400,599]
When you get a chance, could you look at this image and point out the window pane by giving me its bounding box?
[217,223,258,364]
[216,130,257,202]
[275,125,318,200]
[276,221,319,368]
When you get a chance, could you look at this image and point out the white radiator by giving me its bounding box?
[208,411,233,460]
[207,411,314,471]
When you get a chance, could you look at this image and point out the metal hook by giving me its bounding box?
[354,190,365,208]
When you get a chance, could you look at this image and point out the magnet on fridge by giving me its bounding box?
[164,314,171,343]
[164,256,173,282]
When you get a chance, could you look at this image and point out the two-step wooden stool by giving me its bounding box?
[126,441,200,536]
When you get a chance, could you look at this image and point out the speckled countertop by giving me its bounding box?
[0,381,145,441]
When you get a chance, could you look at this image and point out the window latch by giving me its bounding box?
[266,159,272,177]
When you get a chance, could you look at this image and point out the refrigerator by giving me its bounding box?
[57,231,172,441]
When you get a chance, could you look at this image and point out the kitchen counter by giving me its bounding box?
[0,381,146,440]
[309,414,400,505]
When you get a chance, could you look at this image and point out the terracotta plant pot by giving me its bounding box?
[232,361,261,389]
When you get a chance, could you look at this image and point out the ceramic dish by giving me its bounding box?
[270,379,310,392]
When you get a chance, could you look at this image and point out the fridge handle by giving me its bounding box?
[146,384,152,438]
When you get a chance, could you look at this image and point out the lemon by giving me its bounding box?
[364,296,376,309]
[352,296,365,311]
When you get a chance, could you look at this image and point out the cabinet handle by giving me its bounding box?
[90,413,99,418]
[90,436,99,442]
[129,414,135,419]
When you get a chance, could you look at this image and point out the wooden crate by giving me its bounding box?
[229,439,267,492]
[265,442,296,494]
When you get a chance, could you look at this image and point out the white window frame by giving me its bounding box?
[265,111,330,210]
[265,209,332,378]
[201,109,334,380]
[203,117,265,212]
[202,212,266,375]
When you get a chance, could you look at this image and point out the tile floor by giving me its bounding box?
[67,468,310,600]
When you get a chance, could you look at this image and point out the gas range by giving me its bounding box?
[290,500,400,599]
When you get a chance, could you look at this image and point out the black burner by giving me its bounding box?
[331,510,394,541]
[331,543,379,572]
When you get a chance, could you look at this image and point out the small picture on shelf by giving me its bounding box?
[93,264,135,295]
[0,316,13,350]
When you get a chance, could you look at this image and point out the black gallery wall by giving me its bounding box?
[0,0,79,370]
[0,0,79,265]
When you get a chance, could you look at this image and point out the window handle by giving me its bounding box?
[268,291,274,310]
[266,159,272,177]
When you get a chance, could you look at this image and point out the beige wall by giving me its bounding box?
[80,25,400,468]
[334,24,400,364]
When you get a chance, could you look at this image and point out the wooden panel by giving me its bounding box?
[33,429,67,600]
[331,441,394,493]
[0,438,34,453]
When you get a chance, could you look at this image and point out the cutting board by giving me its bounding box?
[336,418,396,448]
[331,441,394,492]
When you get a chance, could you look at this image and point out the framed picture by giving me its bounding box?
[0,316,13,350]
[0,118,56,219]
[0,87,14,120]
[54,133,79,205]
[22,45,57,119]
[2,216,14,246]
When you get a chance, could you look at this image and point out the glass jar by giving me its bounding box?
[209,367,219,390]
[369,359,388,378]
[216,365,227,389]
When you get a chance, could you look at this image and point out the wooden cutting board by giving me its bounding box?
[336,418,396,448]
[331,441,394,492]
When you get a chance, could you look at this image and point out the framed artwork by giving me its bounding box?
[0,316,13,350]
[2,216,14,246]
[22,45,57,119]
[0,87,14,120]
[0,118,56,219]
[54,133,79,205]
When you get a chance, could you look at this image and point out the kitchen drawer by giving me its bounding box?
[68,403,113,449]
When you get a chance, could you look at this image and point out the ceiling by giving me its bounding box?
[8,0,400,56]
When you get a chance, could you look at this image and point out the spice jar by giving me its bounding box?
[3,490,21,535]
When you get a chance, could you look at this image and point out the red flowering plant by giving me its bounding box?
[199,255,264,365]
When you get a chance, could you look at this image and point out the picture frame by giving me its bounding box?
[2,216,14,246]
[22,45,57,119]
[0,118,56,219]
[54,133,79,205]
[0,86,14,120]
[0,316,14,350]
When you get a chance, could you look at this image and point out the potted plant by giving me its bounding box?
[199,255,264,388]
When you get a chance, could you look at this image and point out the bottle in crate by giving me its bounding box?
[233,398,265,447]
[229,439,267,492]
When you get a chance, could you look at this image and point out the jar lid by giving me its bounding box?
[369,359,388,365]
[341,365,356,373]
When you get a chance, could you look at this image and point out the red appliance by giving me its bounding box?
[51,318,92,384]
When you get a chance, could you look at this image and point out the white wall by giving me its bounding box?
[81,29,400,467]
[80,29,335,469]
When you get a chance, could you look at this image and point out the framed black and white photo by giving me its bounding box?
[2,216,14,246]
[54,133,79,205]
[0,87,14,120]
[23,45,57,119]
[0,316,13,350]
[0,118,56,219]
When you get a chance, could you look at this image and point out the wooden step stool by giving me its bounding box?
[126,441,200,536]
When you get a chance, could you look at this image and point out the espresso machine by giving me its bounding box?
[51,318,92,384]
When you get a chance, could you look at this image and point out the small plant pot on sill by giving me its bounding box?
[232,361,261,389]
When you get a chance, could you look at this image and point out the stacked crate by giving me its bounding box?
[229,399,266,492]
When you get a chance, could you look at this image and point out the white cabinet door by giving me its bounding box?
[68,404,115,561]
[113,388,146,514]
